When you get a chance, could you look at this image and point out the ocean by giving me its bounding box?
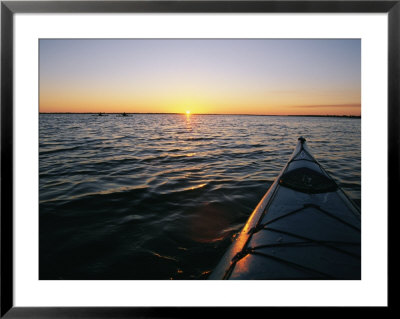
[39,114,361,280]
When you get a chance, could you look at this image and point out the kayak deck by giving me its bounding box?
[209,137,361,280]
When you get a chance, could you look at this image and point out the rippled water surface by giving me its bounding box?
[39,114,361,279]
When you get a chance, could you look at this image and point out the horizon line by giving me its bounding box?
[39,112,361,118]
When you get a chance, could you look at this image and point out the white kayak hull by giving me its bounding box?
[209,137,361,280]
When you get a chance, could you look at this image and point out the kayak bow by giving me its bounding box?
[209,137,361,280]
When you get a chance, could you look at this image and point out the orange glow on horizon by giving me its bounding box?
[39,85,360,116]
[39,99,361,116]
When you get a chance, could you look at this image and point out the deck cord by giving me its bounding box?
[255,203,361,233]
[224,225,360,279]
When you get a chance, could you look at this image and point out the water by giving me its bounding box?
[39,114,361,280]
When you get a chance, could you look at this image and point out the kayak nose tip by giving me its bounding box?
[298,136,306,144]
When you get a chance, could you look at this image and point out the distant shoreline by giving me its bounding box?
[39,112,361,118]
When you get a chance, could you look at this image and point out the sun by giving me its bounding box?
[186,110,191,115]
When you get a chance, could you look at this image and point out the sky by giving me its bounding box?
[39,39,361,115]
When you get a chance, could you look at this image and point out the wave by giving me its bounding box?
[39,114,361,280]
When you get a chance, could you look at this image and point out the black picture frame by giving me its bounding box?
[1,0,396,317]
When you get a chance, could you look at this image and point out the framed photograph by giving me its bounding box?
[1,0,395,317]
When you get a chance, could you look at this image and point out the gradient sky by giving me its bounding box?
[39,39,361,115]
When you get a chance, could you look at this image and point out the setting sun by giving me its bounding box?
[186,110,191,115]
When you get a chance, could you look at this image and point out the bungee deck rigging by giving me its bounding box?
[209,137,361,280]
